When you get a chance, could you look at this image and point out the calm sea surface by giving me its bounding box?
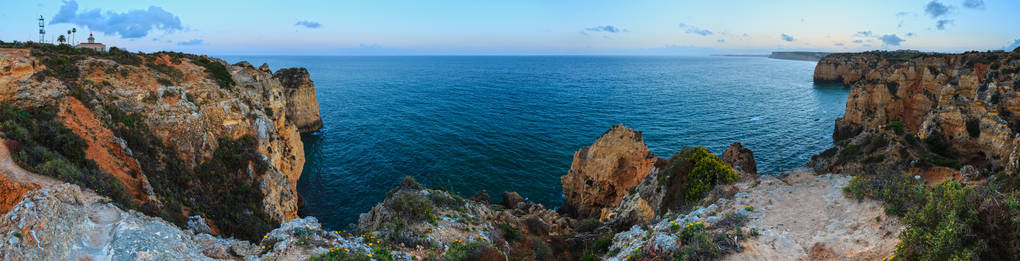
[220,55,848,229]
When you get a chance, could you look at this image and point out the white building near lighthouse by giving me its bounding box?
[75,33,106,52]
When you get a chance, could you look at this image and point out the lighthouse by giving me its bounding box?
[75,33,106,52]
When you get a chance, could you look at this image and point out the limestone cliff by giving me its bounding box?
[560,124,656,219]
[0,44,319,240]
[273,67,323,133]
[809,50,1020,179]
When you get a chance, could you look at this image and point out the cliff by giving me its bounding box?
[0,43,319,241]
[273,67,323,133]
[768,51,831,62]
[809,49,1020,179]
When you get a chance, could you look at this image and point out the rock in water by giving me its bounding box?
[560,124,656,218]
[469,190,491,204]
[722,142,757,176]
[501,191,523,209]
[273,68,323,133]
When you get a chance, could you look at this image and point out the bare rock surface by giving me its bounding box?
[561,124,656,218]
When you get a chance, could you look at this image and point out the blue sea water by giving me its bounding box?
[220,55,848,229]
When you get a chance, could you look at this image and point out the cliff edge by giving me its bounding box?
[0,43,321,241]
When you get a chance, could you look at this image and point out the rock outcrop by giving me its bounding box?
[0,46,319,239]
[561,124,656,219]
[809,50,1020,178]
[722,142,757,176]
[0,184,388,260]
[274,68,323,133]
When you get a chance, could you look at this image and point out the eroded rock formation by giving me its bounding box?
[809,50,1020,178]
[560,124,656,219]
[722,142,757,176]
[274,68,323,133]
[0,47,319,239]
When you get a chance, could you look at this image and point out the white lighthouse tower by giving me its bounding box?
[38,16,45,43]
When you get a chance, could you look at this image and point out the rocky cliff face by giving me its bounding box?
[560,124,656,219]
[0,45,319,240]
[810,50,1020,178]
[273,67,323,133]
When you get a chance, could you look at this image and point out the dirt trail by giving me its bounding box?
[0,138,101,209]
[725,169,901,261]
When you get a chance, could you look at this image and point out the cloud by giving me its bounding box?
[936,19,953,30]
[1006,39,1020,51]
[924,1,951,18]
[742,33,750,38]
[716,39,725,43]
[50,0,182,39]
[176,39,202,46]
[905,32,916,37]
[686,27,712,36]
[835,42,845,46]
[855,31,873,37]
[962,0,984,9]
[896,11,912,17]
[678,23,712,36]
[878,34,905,46]
[853,39,864,43]
[295,20,322,29]
[780,33,795,42]
[585,25,624,33]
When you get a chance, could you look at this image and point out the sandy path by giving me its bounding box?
[725,170,901,261]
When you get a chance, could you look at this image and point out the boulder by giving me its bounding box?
[469,190,491,204]
[502,191,523,209]
[560,124,656,218]
[722,142,757,176]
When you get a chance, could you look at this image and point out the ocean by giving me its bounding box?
[220,55,849,229]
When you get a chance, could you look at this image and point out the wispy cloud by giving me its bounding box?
[177,39,202,46]
[853,39,864,43]
[963,0,985,9]
[780,33,795,42]
[716,39,725,43]
[925,1,951,18]
[905,32,916,37]
[585,25,624,33]
[678,23,712,36]
[295,20,322,29]
[936,19,953,30]
[855,31,873,37]
[50,0,182,39]
[835,42,845,46]
[878,34,905,46]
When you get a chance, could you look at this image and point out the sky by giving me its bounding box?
[1,0,1019,55]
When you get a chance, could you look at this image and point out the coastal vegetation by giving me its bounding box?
[0,106,133,207]
[658,146,739,209]
[844,172,1020,259]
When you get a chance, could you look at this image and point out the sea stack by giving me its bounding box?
[273,67,323,133]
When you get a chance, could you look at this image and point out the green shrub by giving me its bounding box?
[192,57,235,89]
[310,249,371,261]
[921,153,960,168]
[385,192,436,223]
[659,147,739,210]
[576,218,601,233]
[886,121,905,135]
[898,181,983,260]
[441,241,502,261]
[843,173,926,216]
[498,223,521,242]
